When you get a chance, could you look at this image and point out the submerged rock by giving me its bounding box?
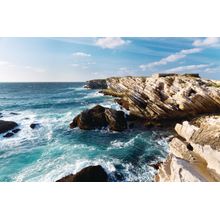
[56,165,108,182]
[30,123,40,129]
[12,128,21,133]
[70,105,127,131]
[0,120,18,134]
[3,132,14,138]
[155,115,220,182]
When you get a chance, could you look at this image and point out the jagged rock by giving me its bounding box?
[105,108,127,131]
[70,105,108,130]
[30,123,40,129]
[3,132,14,138]
[12,128,21,133]
[70,105,127,131]
[56,165,108,182]
[87,74,220,121]
[155,115,220,182]
[84,79,107,89]
[0,120,18,134]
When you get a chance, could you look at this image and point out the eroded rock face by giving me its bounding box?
[155,115,220,182]
[70,105,127,131]
[56,165,108,182]
[0,120,18,134]
[84,79,107,89]
[87,74,220,121]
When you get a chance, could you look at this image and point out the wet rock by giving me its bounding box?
[12,128,21,133]
[70,105,128,131]
[149,162,163,170]
[3,132,14,138]
[30,123,40,129]
[105,108,127,131]
[0,120,18,134]
[56,165,108,182]
[10,112,19,115]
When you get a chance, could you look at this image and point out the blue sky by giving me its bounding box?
[0,37,220,82]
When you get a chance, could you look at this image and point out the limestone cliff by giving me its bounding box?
[86,73,220,122]
[155,115,220,182]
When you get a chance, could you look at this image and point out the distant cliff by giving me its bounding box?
[86,73,220,122]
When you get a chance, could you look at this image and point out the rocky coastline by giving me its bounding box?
[68,73,220,182]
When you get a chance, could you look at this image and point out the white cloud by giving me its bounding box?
[0,60,10,66]
[72,52,91,57]
[95,37,129,49]
[140,48,202,71]
[164,64,210,73]
[193,37,220,47]
[71,63,79,67]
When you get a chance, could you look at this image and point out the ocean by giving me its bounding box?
[0,82,170,182]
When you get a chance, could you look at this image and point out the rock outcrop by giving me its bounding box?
[84,79,107,89]
[155,115,220,182]
[0,120,18,134]
[86,74,220,122]
[56,165,108,182]
[70,105,127,131]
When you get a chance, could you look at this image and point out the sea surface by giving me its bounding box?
[0,83,170,182]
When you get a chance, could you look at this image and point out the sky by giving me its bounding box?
[0,37,220,82]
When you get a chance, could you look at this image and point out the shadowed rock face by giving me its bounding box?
[56,165,108,182]
[84,79,107,89]
[155,115,220,182]
[0,120,18,134]
[86,74,220,121]
[70,105,127,131]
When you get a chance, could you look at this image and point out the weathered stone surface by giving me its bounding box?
[105,108,127,131]
[0,120,18,134]
[84,79,107,89]
[155,115,220,182]
[87,74,220,121]
[56,165,108,182]
[70,105,127,131]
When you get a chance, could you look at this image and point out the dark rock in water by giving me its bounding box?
[3,132,14,138]
[30,123,40,129]
[149,162,163,170]
[10,112,19,115]
[24,117,30,120]
[56,165,108,182]
[0,120,18,134]
[12,128,21,133]
[70,105,127,131]
[70,105,108,130]
[85,79,108,89]
[105,108,127,131]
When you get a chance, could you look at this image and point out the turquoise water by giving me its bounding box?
[0,83,169,181]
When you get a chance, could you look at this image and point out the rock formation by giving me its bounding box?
[0,120,18,134]
[70,105,127,131]
[56,165,108,182]
[86,74,220,122]
[155,115,220,182]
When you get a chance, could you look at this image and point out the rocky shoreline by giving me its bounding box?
[70,73,220,182]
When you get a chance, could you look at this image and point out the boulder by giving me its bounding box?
[70,105,127,131]
[12,128,21,133]
[0,120,18,134]
[105,108,127,131]
[56,165,108,182]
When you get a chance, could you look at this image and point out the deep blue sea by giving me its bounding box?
[0,83,170,182]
